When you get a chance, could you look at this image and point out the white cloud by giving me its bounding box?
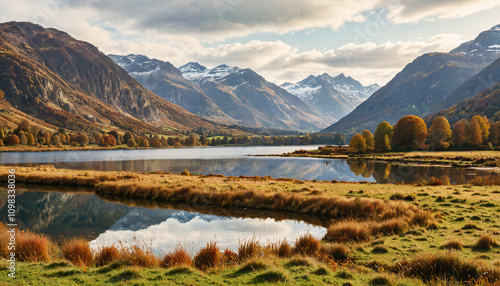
[387,0,500,24]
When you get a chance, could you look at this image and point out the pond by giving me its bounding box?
[2,188,325,255]
[1,145,498,184]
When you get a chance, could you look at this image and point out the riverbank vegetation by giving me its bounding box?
[1,166,500,284]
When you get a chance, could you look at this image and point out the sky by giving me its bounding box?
[1,0,500,86]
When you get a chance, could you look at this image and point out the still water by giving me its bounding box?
[3,189,325,254]
[1,145,497,184]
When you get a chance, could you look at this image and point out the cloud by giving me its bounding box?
[387,0,500,24]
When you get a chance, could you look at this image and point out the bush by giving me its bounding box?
[62,239,93,266]
[181,168,190,176]
[293,233,321,256]
[270,240,292,258]
[121,245,158,268]
[161,246,192,268]
[4,134,20,145]
[193,242,222,270]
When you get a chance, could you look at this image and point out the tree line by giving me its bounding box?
[348,115,499,153]
[0,120,347,148]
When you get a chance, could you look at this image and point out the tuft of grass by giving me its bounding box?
[324,221,370,243]
[62,239,93,267]
[193,242,222,270]
[222,248,239,265]
[16,230,51,262]
[393,253,500,283]
[238,259,268,272]
[269,239,292,258]
[285,256,312,267]
[369,275,393,285]
[440,239,463,251]
[293,233,321,256]
[94,245,121,267]
[180,168,190,176]
[161,246,192,268]
[108,268,141,283]
[312,266,330,275]
[462,223,481,230]
[120,245,158,268]
[238,238,262,261]
[321,244,350,261]
[335,269,354,279]
[253,270,288,284]
[371,245,389,254]
[474,234,499,250]
[371,219,407,235]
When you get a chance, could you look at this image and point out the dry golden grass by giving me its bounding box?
[120,245,159,268]
[62,239,93,267]
[324,220,371,243]
[193,242,223,270]
[474,234,499,250]
[161,246,192,268]
[292,233,321,256]
[16,231,52,262]
[94,245,121,266]
[238,238,262,261]
[268,240,292,258]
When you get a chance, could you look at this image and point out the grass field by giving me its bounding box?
[1,166,500,285]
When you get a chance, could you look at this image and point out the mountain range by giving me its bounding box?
[323,24,500,136]
[281,73,379,120]
[178,62,332,130]
[0,22,238,135]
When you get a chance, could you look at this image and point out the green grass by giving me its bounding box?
[0,259,426,285]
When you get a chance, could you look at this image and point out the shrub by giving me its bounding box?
[474,234,499,250]
[181,168,190,176]
[324,221,370,242]
[193,242,222,270]
[94,245,121,266]
[293,233,321,256]
[62,239,93,266]
[161,246,192,268]
[222,249,239,265]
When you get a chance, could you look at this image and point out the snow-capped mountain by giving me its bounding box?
[180,63,333,130]
[281,73,379,120]
[109,54,234,123]
[451,24,500,58]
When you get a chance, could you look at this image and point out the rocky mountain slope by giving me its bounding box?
[0,22,224,134]
[109,54,235,124]
[180,63,332,130]
[281,73,379,120]
[323,24,500,136]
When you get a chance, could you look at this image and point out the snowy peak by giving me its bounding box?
[180,62,242,82]
[450,23,500,57]
[109,54,180,76]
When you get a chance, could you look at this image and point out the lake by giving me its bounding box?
[1,145,498,184]
[4,188,326,255]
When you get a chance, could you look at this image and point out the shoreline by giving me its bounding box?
[260,150,500,169]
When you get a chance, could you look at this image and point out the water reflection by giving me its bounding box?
[1,189,325,253]
[91,210,325,255]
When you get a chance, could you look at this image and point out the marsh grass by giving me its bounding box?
[62,239,93,267]
[161,246,192,268]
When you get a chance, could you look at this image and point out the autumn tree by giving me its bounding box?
[4,134,20,145]
[488,121,500,145]
[392,115,428,151]
[429,116,452,150]
[374,121,393,152]
[19,134,27,145]
[361,130,374,150]
[26,133,35,146]
[348,134,367,153]
[467,117,483,147]
[15,119,31,134]
[127,139,138,147]
[151,138,162,147]
[451,121,466,147]
[333,133,346,146]
[123,132,134,143]
[471,115,490,143]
